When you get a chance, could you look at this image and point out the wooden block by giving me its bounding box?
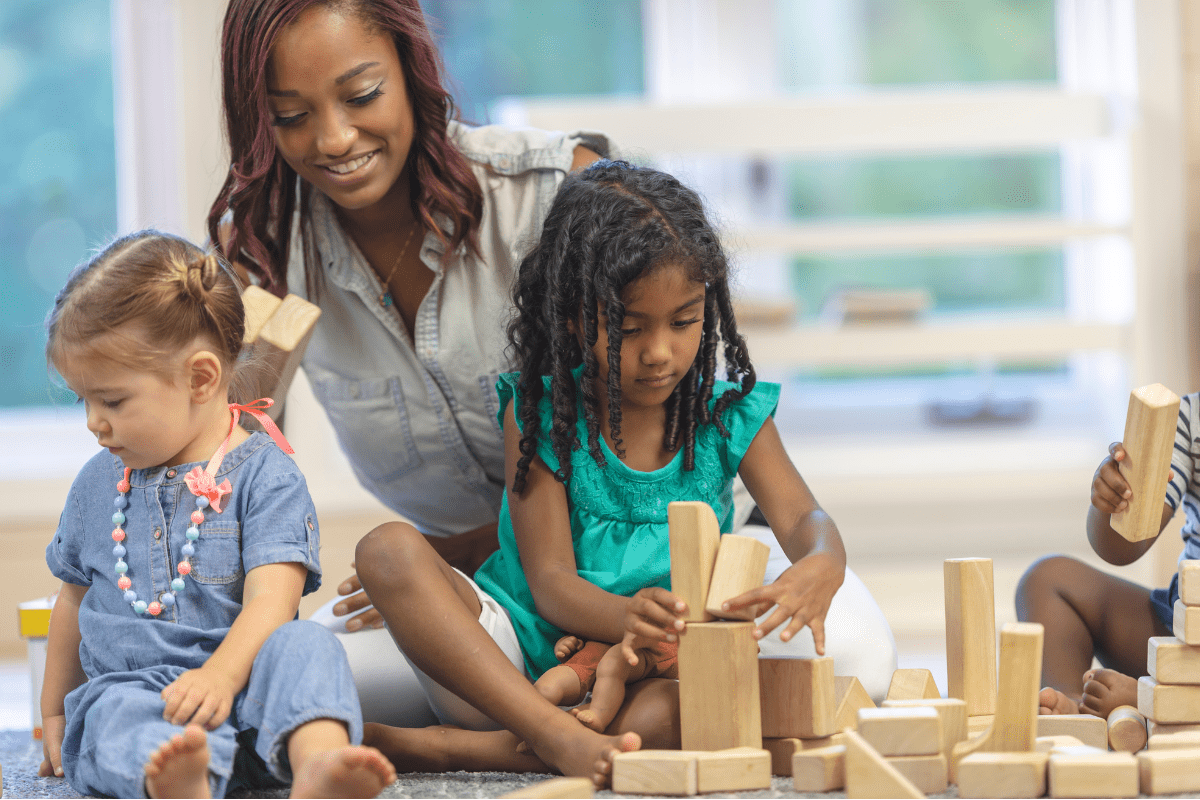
[857,707,941,756]
[678,622,761,750]
[704,534,769,620]
[842,729,925,799]
[612,751,697,796]
[1138,675,1200,723]
[1108,705,1148,753]
[759,657,836,738]
[958,752,1048,798]
[1036,735,1085,753]
[1048,749,1139,798]
[1110,383,1180,542]
[835,675,876,731]
[694,748,771,792]
[886,753,947,794]
[762,738,799,776]
[886,668,940,701]
[1148,635,1200,683]
[944,558,997,716]
[256,293,321,419]
[501,776,594,798]
[1149,720,1200,736]
[1036,715,1109,750]
[1179,560,1200,605]
[791,744,844,792]
[241,285,282,345]
[1174,598,1200,645]
[883,698,968,755]
[968,714,994,736]
[798,732,847,749]
[1148,729,1200,749]
[668,502,720,623]
[950,623,1042,776]
[1137,747,1200,794]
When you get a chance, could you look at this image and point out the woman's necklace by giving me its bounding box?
[111,398,294,616]
[377,222,421,308]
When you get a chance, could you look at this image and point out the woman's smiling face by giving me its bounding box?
[266,4,414,213]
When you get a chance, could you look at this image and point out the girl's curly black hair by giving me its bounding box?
[508,159,755,494]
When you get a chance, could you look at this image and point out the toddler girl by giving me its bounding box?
[39,231,395,798]
[356,161,847,784]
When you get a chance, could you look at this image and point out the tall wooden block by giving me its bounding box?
[1110,383,1180,542]
[951,623,1043,776]
[886,754,947,794]
[668,502,720,623]
[704,535,770,620]
[792,745,845,792]
[1148,636,1200,683]
[1174,599,1200,645]
[883,698,968,756]
[968,714,994,737]
[612,751,697,796]
[694,748,771,793]
[1180,560,1200,605]
[1036,715,1108,750]
[944,558,997,716]
[835,675,876,731]
[241,285,283,345]
[857,707,941,756]
[886,668,941,701]
[1108,705,1148,753]
[1137,748,1200,794]
[501,777,594,798]
[255,293,321,420]
[678,622,761,750]
[958,752,1048,798]
[759,657,836,739]
[1048,750,1138,798]
[842,730,924,799]
[1138,676,1200,723]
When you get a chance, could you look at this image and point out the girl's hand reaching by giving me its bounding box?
[622,587,686,661]
[161,665,239,729]
[1092,443,1132,514]
[721,551,844,654]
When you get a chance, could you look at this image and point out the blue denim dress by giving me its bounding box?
[46,432,362,798]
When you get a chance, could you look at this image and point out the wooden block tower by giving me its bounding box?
[1141,590,1200,737]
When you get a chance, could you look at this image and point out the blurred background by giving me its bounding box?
[2,0,1198,724]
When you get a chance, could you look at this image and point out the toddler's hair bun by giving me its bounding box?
[180,251,221,302]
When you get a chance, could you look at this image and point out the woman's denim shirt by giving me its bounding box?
[290,122,610,537]
[46,432,320,678]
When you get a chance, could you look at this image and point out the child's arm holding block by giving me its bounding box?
[704,534,769,620]
[1110,383,1180,542]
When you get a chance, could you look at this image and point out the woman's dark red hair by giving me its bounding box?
[207,0,482,296]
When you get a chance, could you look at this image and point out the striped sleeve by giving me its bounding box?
[1166,393,1200,510]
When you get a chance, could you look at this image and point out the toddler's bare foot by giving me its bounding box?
[1080,669,1139,719]
[290,745,395,799]
[1038,686,1081,715]
[144,724,211,799]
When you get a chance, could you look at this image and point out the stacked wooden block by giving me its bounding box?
[240,285,321,419]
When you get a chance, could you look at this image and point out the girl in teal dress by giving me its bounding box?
[356,160,848,786]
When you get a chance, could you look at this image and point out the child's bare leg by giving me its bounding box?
[534,664,588,707]
[577,645,650,732]
[287,718,395,799]
[144,723,211,799]
[364,723,547,773]
[356,523,640,784]
[1016,555,1168,715]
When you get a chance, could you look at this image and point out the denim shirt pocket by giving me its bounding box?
[311,375,423,482]
[190,522,243,585]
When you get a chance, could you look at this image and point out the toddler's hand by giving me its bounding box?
[38,714,66,778]
[623,587,686,645]
[723,552,844,654]
[162,666,238,729]
[1092,443,1133,514]
[554,635,584,661]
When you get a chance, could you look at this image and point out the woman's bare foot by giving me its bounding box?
[144,724,211,799]
[290,745,396,799]
[1038,686,1080,715]
[1080,668,1140,718]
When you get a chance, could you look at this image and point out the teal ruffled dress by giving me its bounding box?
[472,370,780,678]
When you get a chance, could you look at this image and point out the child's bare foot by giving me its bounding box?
[290,745,396,799]
[587,731,642,788]
[1080,669,1139,718]
[1038,686,1080,715]
[144,724,211,799]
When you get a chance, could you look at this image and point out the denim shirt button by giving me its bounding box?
[166,469,177,478]
[154,528,162,540]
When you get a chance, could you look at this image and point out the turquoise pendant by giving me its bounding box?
[380,292,394,308]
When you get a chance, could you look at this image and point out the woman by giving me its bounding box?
[210,0,896,746]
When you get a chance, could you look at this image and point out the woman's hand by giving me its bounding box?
[1092,443,1132,514]
[331,561,385,632]
[161,666,239,729]
[721,551,844,654]
[622,587,686,664]
[38,714,66,777]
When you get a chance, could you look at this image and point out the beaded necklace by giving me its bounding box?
[111,398,294,616]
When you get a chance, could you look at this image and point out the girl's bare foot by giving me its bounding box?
[144,724,211,799]
[1038,686,1080,715]
[290,745,395,799]
[1080,668,1140,718]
